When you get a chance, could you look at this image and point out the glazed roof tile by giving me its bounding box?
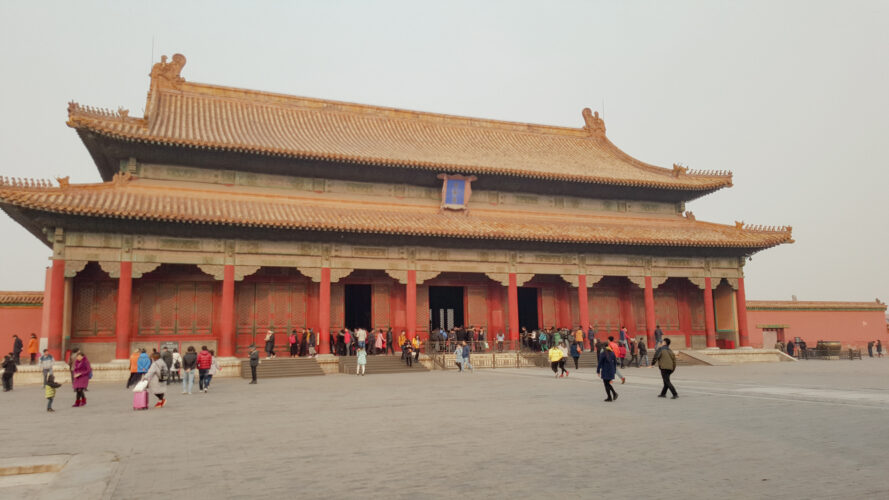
[66,54,732,191]
[0,176,792,249]
[0,291,43,305]
[747,300,887,311]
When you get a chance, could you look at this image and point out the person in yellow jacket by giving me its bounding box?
[548,345,566,378]
[44,373,62,412]
[411,335,421,362]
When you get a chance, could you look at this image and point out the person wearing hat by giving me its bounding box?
[248,344,260,384]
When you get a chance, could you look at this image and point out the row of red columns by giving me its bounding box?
[45,261,751,360]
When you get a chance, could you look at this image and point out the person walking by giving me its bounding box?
[204,350,219,391]
[461,341,474,373]
[248,344,260,384]
[71,351,92,407]
[12,335,23,365]
[652,337,678,399]
[877,340,883,358]
[1,354,15,391]
[786,340,795,358]
[27,334,39,365]
[161,347,173,385]
[143,352,167,408]
[170,348,182,383]
[44,373,62,412]
[569,341,581,370]
[39,349,54,385]
[356,347,367,376]
[637,338,648,367]
[627,339,638,367]
[453,342,462,372]
[264,330,276,359]
[596,345,618,402]
[867,341,874,358]
[548,344,563,378]
[617,342,627,369]
[374,330,383,354]
[557,341,569,377]
[197,346,212,393]
[618,326,629,348]
[181,346,198,394]
[125,348,140,388]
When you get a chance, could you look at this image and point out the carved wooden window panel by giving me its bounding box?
[373,285,390,330]
[157,283,177,334]
[254,284,272,330]
[270,284,290,331]
[541,288,557,329]
[139,286,156,333]
[589,289,620,332]
[177,285,196,334]
[94,282,117,336]
[631,290,646,330]
[654,288,680,331]
[72,283,94,335]
[236,284,255,335]
[193,284,213,335]
[689,290,706,331]
[290,284,307,329]
[330,283,344,331]
[415,285,429,334]
[466,286,487,329]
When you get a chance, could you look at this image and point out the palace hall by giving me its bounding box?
[0,54,793,362]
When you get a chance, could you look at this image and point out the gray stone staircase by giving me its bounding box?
[338,354,428,374]
[240,357,325,378]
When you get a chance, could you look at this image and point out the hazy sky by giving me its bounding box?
[0,1,886,302]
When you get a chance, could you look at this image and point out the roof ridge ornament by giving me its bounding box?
[112,172,133,185]
[672,163,688,177]
[0,177,54,189]
[150,53,187,89]
[581,108,606,136]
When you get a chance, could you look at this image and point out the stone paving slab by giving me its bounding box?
[2,359,889,499]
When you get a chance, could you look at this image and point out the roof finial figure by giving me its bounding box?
[150,53,187,89]
[581,108,606,136]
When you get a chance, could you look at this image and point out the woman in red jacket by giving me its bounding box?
[196,346,212,393]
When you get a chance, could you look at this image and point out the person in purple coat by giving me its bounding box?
[71,352,92,407]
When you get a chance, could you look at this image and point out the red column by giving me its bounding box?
[507,273,519,343]
[318,267,331,354]
[736,277,750,347]
[218,264,235,357]
[644,276,656,348]
[704,277,717,348]
[47,259,65,360]
[406,270,417,338]
[577,275,590,350]
[114,261,133,359]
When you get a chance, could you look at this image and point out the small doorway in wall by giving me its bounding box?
[429,286,464,331]
[762,328,785,349]
[518,287,539,332]
[344,284,372,330]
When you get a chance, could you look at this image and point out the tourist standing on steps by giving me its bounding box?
[548,344,563,378]
[404,341,413,368]
[356,347,367,375]
[204,350,220,390]
[71,351,91,407]
[39,349,54,385]
[27,334,39,365]
[12,335,23,365]
[386,327,394,355]
[569,341,581,370]
[289,330,299,358]
[597,345,618,402]
[1,354,15,391]
[264,329,276,359]
[461,341,474,372]
[652,337,678,399]
[654,324,664,349]
[197,346,212,392]
[307,329,317,358]
[181,346,197,394]
[143,352,167,408]
[248,344,259,384]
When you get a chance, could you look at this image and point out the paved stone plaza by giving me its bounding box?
[3,359,888,499]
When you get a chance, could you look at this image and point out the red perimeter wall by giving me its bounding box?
[747,308,887,348]
[0,306,43,356]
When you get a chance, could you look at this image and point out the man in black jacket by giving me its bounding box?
[248,344,260,384]
[11,335,23,365]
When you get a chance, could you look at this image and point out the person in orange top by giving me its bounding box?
[27,333,39,365]
[126,348,141,388]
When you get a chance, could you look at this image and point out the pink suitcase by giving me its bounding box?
[133,391,149,410]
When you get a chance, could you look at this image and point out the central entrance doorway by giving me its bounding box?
[429,286,464,331]
[344,284,372,330]
[517,287,539,332]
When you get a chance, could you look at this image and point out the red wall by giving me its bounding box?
[747,308,887,348]
[0,306,43,356]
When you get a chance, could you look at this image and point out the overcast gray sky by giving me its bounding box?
[0,0,886,302]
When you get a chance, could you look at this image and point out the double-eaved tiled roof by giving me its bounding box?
[66,54,732,191]
[0,175,792,249]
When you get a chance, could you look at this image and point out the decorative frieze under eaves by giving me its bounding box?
[58,232,744,283]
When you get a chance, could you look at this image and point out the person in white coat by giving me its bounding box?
[143,352,167,408]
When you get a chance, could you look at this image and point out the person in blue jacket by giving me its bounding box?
[136,349,151,378]
[596,345,618,402]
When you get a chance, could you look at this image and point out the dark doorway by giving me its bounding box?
[429,286,464,331]
[344,284,372,330]
[518,287,539,331]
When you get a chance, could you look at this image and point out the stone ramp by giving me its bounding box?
[338,354,428,374]
[240,357,325,378]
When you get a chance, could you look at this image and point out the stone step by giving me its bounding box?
[240,358,324,378]
[338,355,428,374]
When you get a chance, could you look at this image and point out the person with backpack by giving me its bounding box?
[170,348,182,383]
[1,354,16,391]
[197,346,212,393]
[637,338,648,367]
[204,350,220,391]
[143,352,167,408]
[161,347,173,385]
[569,341,581,370]
[181,346,198,394]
